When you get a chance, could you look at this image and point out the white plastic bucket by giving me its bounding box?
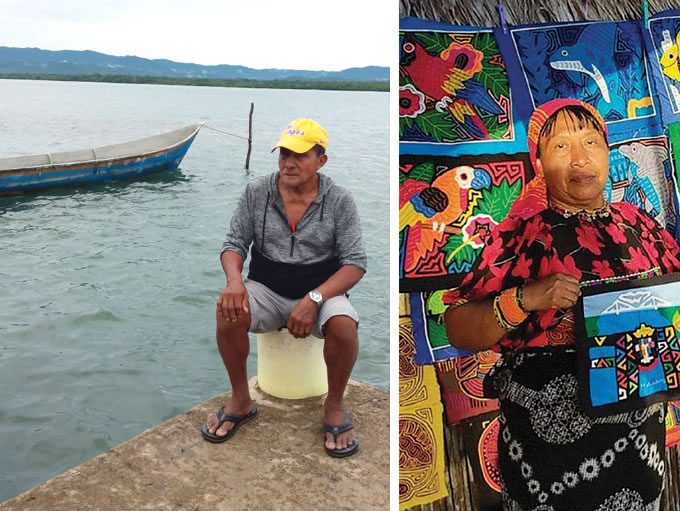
[256,329,328,399]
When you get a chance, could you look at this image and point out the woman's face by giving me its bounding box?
[536,111,610,210]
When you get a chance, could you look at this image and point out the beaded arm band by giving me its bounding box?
[492,286,529,331]
[516,284,528,313]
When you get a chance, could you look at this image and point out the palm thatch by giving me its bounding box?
[399,0,679,26]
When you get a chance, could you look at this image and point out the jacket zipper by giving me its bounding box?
[290,221,296,257]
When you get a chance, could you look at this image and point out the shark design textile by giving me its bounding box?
[607,135,678,234]
[399,295,448,509]
[505,20,655,124]
[575,273,680,416]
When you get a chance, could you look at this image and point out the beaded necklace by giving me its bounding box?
[549,203,611,220]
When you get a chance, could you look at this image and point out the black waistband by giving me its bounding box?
[247,247,340,299]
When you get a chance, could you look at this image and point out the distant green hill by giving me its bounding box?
[0,73,388,92]
[0,47,388,83]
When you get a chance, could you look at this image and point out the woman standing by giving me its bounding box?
[445,99,680,510]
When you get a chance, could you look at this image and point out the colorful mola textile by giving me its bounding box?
[399,153,531,293]
[498,19,656,129]
[667,400,680,447]
[409,291,474,364]
[399,25,512,145]
[399,294,448,509]
[606,134,678,235]
[435,352,500,425]
[641,9,680,124]
[459,411,502,509]
[668,121,680,186]
[576,273,680,416]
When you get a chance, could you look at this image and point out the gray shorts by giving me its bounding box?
[244,279,358,339]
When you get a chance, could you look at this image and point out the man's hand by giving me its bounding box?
[521,273,580,311]
[287,295,319,338]
[217,281,250,322]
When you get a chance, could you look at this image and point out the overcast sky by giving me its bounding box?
[0,0,394,71]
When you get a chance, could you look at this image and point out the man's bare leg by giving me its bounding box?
[205,308,256,437]
[323,315,359,451]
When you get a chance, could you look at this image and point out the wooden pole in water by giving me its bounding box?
[245,102,254,169]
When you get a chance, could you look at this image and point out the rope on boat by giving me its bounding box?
[203,124,250,141]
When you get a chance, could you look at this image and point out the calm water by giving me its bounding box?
[0,80,389,501]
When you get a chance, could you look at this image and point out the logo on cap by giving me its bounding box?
[286,127,306,137]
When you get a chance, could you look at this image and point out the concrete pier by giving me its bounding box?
[0,378,389,511]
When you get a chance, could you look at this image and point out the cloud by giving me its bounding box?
[0,0,392,70]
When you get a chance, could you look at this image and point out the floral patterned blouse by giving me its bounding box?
[456,202,680,351]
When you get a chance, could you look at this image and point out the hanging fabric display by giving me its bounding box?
[399,295,448,509]
[399,10,680,508]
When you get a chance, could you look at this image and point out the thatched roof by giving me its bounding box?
[399,0,679,26]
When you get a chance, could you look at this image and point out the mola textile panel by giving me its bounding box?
[459,411,503,509]
[435,354,500,425]
[667,400,680,447]
[399,295,449,509]
[399,153,531,292]
[575,273,680,416]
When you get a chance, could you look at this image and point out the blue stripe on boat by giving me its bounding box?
[0,123,201,193]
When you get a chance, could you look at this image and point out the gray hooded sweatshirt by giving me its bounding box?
[221,171,366,298]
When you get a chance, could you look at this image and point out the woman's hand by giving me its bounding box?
[521,273,580,311]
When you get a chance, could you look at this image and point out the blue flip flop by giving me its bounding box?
[201,406,258,443]
[323,411,359,458]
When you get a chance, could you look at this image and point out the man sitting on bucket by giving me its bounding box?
[202,118,367,457]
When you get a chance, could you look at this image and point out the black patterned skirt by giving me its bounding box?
[486,347,666,511]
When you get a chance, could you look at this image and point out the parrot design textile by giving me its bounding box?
[400,166,491,272]
[400,33,504,140]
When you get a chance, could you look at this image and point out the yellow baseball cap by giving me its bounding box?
[271,118,328,153]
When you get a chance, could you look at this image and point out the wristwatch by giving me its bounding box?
[308,289,323,306]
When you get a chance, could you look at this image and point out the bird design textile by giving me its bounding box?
[399,28,513,144]
[399,153,530,292]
